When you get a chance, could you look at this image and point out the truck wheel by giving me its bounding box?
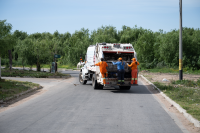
[119,86,131,90]
[79,72,87,85]
[92,74,103,89]
[98,84,104,89]
[92,74,98,89]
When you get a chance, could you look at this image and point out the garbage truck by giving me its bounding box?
[79,42,138,90]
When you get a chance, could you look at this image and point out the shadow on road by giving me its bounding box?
[82,83,159,95]
[110,84,159,94]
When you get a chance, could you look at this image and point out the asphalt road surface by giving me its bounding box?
[0,70,185,133]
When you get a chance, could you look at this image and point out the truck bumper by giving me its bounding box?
[103,78,138,87]
[103,84,138,87]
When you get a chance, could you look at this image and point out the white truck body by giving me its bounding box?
[79,43,138,90]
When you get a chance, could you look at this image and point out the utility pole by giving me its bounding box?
[179,0,183,80]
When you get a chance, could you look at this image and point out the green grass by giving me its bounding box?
[197,79,200,87]
[171,79,198,87]
[1,68,70,78]
[154,81,200,121]
[0,78,40,101]
[11,64,77,69]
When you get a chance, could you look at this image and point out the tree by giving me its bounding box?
[2,20,200,71]
[134,30,156,68]
[0,20,12,57]
[119,25,144,45]
[0,20,12,78]
[91,26,118,44]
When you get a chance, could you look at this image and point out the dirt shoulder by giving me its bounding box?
[140,71,200,84]
[139,72,200,133]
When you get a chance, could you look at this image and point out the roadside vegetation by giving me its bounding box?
[1,68,70,78]
[0,78,40,101]
[171,79,200,87]
[1,63,77,70]
[153,79,200,121]
[1,20,200,72]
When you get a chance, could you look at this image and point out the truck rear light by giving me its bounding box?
[102,46,111,50]
[123,46,132,49]
[113,43,120,48]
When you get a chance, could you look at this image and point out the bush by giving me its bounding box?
[156,61,167,68]
[1,58,9,66]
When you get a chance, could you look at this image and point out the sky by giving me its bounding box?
[0,0,200,35]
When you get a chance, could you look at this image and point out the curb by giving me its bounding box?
[0,86,43,103]
[140,75,200,127]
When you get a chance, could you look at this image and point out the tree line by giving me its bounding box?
[0,20,200,71]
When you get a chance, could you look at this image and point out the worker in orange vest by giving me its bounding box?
[95,58,108,85]
[127,58,139,84]
[80,57,83,63]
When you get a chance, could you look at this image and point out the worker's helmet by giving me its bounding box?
[131,58,136,61]
[118,57,122,61]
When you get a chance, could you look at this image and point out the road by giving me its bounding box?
[0,70,185,133]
